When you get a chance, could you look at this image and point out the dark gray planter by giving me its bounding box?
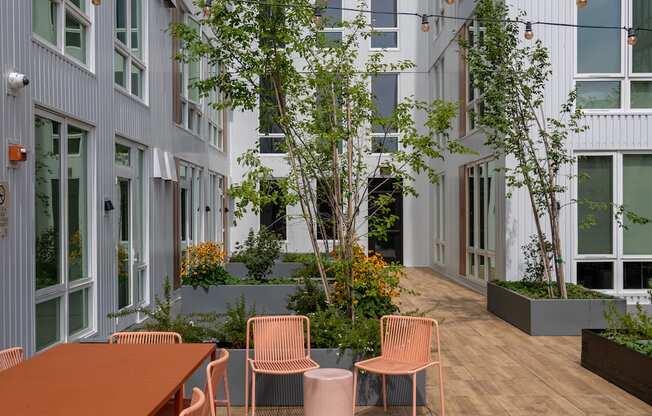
[186,348,426,406]
[487,282,626,336]
[582,329,652,405]
[180,284,301,315]
[226,262,304,279]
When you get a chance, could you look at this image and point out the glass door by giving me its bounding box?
[114,142,147,330]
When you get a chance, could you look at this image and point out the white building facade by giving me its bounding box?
[428,0,652,305]
[1,0,229,355]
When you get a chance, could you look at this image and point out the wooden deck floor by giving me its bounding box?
[221,268,652,416]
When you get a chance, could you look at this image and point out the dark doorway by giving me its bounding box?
[368,178,403,264]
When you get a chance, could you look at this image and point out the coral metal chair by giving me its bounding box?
[0,347,24,372]
[180,388,207,416]
[108,331,182,344]
[204,348,233,416]
[245,315,319,416]
[353,316,445,416]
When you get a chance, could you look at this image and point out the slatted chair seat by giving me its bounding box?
[354,357,434,375]
[249,357,319,374]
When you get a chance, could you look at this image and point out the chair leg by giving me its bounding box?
[382,374,387,412]
[251,372,257,416]
[352,367,358,416]
[438,364,445,416]
[412,373,417,416]
[244,361,249,416]
[224,372,232,416]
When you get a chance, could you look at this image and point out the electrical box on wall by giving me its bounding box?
[8,143,27,163]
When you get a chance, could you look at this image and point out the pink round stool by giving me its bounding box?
[303,368,353,416]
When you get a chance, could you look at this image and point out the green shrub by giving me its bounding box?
[287,277,327,315]
[232,229,282,280]
[309,307,380,357]
[218,296,256,348]
[605,302,652,356]
[108,278,220,343]
[495,280,611,300]
[287,252,335,279]
[181,242,236,288]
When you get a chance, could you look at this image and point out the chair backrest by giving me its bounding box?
[205,349,229,416]
[380,316,435,364]
[247,315,310,361]
[108,331,182,344]
[0,347,23,372]
[180,388,207,416]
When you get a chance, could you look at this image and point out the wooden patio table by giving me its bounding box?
[0,343,216,416]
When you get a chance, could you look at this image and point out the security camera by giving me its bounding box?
[8,72,29,95]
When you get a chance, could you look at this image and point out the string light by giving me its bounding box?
[421,14,430,33]
[228,0,650,48]
[524,21,534,40]
[628,28,638,46]
[204,0,213,16]
[313,6,323,27]
[91,0,101,5]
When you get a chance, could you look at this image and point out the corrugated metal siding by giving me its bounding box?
[1,0,228,354]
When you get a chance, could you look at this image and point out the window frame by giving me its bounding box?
[466,18,484,133]
[34,108,96,352]
[575,0,652,113]
[369,0,400,51]
[207,63,226,151]
[371,72,400,155]
[113,0,148,101]
[32,0,95,70]
[433,174,446,266]
[573,150,652,296]
[259,178,288,241]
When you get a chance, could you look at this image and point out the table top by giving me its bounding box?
[0,343,215,416]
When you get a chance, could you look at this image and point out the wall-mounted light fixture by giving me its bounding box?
[104,199,115,212]
[8,143,27,162]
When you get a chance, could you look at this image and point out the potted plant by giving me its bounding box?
[581,302,652,405]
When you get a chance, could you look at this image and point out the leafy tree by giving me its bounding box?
[462,0,647,298]
[172,0,467,313]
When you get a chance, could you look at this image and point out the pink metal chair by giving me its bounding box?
[353,316,445,416]
[204,348,232,416]
[245,315,319,416]
[0,347,24,372]
[180,388,207,416]
[108,331,182,344]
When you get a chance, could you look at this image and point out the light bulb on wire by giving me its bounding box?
[524,22,534,40]
[203,0,213,16]
[628,28,638,46]
[313,6,323,27]
[91,0,101,5]
[421,15,430,33]
[576,0,588,8]
[446,0,455,5]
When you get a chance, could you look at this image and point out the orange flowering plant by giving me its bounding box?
[181,241,235,288]
[332,245,403,319]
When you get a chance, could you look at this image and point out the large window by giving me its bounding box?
[33,0,92,67]
[465,158,497,282]
[207,173,226,244]
[259,75,285,153]
[178,17,203,135]
[577,0,652,110]
[114,0,145,99]
[179,164,203,253]
[317,0,343,46]
[370,0,398,49]
[576,153,652,292]
[208,64,226,151]
[433,58,446,147]
[260,179,287,240]
[433,176,446,266]
[371,73,399,153]
[35,114,92,351]
[316,180,336,240]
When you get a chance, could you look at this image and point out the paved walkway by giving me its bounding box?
[223,268,651,415]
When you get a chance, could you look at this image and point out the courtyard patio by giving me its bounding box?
[219,268,652,416]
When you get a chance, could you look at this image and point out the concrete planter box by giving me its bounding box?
[487,282,626,336]
[186,347,426,406]
[180,284,301,315]
[581,329,652,405]
[225,262,304,279]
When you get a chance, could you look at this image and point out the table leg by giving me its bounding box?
[174,387,184,415]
